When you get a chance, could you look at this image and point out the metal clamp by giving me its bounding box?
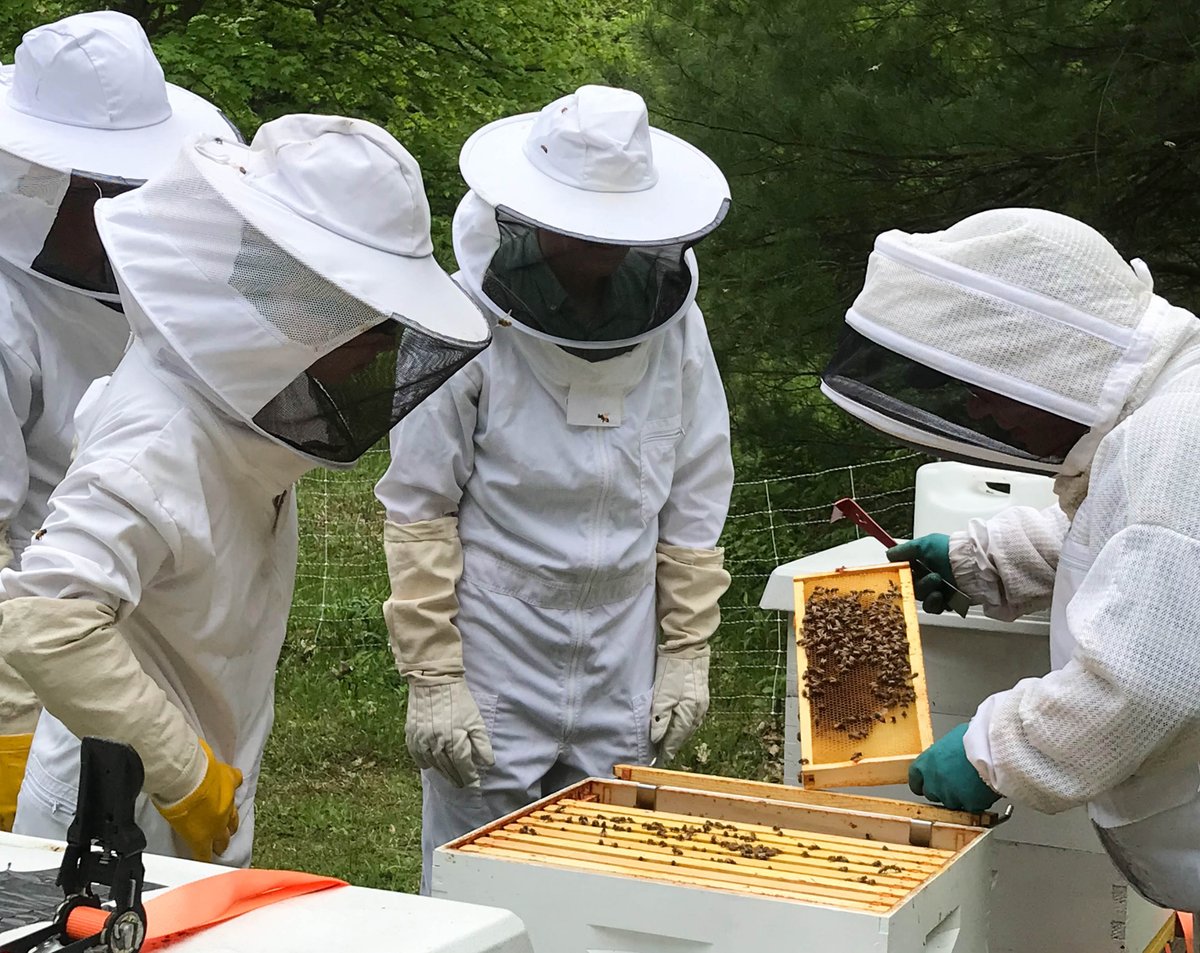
[0,739,147,953]
[908,818,934,848]
[634,783,658,812]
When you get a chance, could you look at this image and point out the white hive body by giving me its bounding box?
[0,831,533,953]
[760,461,1174,953]
[434,770,992,953]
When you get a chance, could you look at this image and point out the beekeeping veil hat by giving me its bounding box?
[822,208,1200,491]
[0,10,238,300]
[455,85,730,355]
[94,113,490,468]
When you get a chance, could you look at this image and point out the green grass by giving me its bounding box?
[253,645,424,891]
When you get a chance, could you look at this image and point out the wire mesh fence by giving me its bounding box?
[286,446,925,780]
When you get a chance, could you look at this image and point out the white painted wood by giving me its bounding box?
[0,831,533,953]
[435,829,992,953]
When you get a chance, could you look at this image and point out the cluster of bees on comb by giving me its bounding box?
[800,582,917,743]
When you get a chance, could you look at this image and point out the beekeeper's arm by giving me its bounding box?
[0,461,241,860]
[376,361,492,787]
[651,309,734,762]
[946,503,1069,621]
[964,425,1200,814]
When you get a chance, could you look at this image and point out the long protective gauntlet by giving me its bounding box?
[0,597,239,858]
[650,544,730,763]
[383,517,493,787]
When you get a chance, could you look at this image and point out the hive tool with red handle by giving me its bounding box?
[830,497,971,617]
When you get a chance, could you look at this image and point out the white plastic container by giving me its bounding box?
[0,831,533,953]
[912,461,1056,538]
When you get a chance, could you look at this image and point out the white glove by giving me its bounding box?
[649,649,710,763]
[405,676,494,787]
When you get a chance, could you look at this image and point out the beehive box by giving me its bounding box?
[795,563,935,789]
[434,767,992,953]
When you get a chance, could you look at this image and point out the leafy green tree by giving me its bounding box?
[1,0,636,240]
[638,0,1200,474]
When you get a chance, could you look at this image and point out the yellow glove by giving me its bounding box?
[0,733,32,832]
[154,740,242,862]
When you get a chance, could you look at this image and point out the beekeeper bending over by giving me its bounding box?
[0,10,238,830]
[0,114,489,864]
[376,85,735,890]
[822,207,1200,914]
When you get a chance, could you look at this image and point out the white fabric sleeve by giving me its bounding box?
[375,361,481,524]
[2,461,179,608]
[0,338,41,734]
[0,461,203,801]
[965,524,1200,814]
[0,342,35,552]
[658,310,734,549]
[947,503,1069,621]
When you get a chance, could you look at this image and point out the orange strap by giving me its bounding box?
[65,869,345,950]
[1180,911,1194,953]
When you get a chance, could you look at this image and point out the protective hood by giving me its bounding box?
[821,208,1200,478]
[453,189,702,353]
[454,85,726,355]
[0,11,238,300]
[95,113,490,469]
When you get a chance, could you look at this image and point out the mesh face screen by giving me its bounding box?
[481,207,693,347]
[254,321,484,464]
[823,327,1090,467]
[31,172,141,295]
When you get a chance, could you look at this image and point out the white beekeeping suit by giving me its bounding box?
[822,207,1200,911]
[0,114,489,865]
[375,85,735,892]
[0,10,237,831]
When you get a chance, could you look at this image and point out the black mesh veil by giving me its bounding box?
[823,327,1090,468]
[480,206,695,355]
[29,171,141,296]
[254,321,482,464]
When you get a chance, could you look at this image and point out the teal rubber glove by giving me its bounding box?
[887,533,955,614]
[908,723,1001,813]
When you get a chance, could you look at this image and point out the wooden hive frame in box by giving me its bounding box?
[794,563,935,789]
[434,767,994,953]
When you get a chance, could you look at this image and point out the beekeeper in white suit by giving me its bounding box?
[822,207,1200,913]
[376,84,735,891]
[0,114,489,865]
[0,10,239,831]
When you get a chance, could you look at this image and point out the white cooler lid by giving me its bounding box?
[0,832,533,953]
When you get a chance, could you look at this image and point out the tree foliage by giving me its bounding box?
[0,0,636,243]
[638,0,1200,472]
